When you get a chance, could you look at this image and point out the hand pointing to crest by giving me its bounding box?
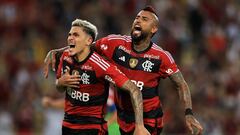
[57,66,81,88]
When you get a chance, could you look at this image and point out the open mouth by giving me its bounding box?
[69,45,75,48]
[134,26,142,31]
[132,25,142,35]
[134,24,142,31]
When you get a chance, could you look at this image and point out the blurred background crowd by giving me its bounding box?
[0,0,239,135]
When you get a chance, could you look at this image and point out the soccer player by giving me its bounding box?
[51,19,150,135]
[44,6,203,135]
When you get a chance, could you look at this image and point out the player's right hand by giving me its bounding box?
[43,46,69,78]
[57,66,81,88]
[185,115,203,135]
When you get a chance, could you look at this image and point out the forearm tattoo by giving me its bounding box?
[121,80,144,125]
[169,71,192,109]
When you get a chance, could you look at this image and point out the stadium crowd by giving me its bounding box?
[0,0,239,134]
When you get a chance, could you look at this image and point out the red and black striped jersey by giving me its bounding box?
[57,49,129,129]
[95,34,179,125]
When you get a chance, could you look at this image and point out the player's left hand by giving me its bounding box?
[43,46,69,78]
[185,115,203,135]
[43,50,57,78]
[42,96,52,108]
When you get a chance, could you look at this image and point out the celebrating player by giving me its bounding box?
[44,6,203,135]
[51,19,150,135]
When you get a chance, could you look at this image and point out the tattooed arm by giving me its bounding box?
[169,71,192,109]
[169,71,203,135]
[120,80,150,135]
[43,46,69,78]
[121,80,143,125]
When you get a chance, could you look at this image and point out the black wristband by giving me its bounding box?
[185,108,193,115]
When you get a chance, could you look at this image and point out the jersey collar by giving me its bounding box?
[131,41,153,54]
[72,48,94,65]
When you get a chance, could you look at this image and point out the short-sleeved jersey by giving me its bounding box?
[95,34,179,129]
[57,49,129,130]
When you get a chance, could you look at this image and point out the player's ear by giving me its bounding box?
[87,36,93,46]
[151,25,158,34]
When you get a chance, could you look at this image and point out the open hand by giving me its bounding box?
[185,115,203,135]
[43,46,69,78]
[57,66,81,88]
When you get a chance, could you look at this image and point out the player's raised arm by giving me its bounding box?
[169,71,203,135]
[43,46,69,78]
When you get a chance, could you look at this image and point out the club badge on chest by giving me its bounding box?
[129,58,138,68]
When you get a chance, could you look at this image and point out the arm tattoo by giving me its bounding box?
[121,80,144,125]
[169,71,192,109]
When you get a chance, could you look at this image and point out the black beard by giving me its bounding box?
[131,31,148,44]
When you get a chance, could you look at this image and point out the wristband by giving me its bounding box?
[185,108,193,115]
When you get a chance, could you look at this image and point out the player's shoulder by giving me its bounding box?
[61,49,71,58]
[151,43,175,60]
[151,43,164,52]
[89,52,111,71]
[106,34,131,42]
[151,43,169,54]
[62,49,70,54]
[61,50,74,64]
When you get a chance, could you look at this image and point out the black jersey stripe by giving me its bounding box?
[64,113,105,124]
[116,86,158,99]
[116,106,163,123]
[112,47,161,73]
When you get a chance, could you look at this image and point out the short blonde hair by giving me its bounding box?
[72,19,98,42]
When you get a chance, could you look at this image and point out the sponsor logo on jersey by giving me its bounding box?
[143,54,159,59]
[67,87,89,102]
[81,65,93,70]
[119,45,131,54]
[119,56,126,62]
[129,58,138,68]
[105,75,116,84]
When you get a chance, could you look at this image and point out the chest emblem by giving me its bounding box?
[142,60,154,72]
[129,58,138,68]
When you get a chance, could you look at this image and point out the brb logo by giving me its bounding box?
[67,88,89,102]
[131,80,144,91]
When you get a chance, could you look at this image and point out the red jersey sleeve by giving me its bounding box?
[159,51,179,78]
[56,52,65,79]
[89,53,129,87]
[95,35,124,60]
[95,37,109,55]
[56,51,71,79]
[105,65,129,87]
